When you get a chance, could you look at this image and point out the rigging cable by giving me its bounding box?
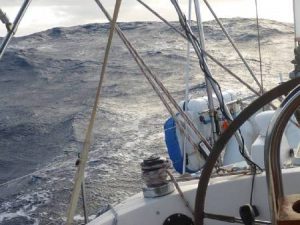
[65,1,122,224]
[193,0,218,144]
[171,0,230,121]
[136,0,264,99]
[182,0,193,174]
[94,0,213,155]
[249,0,264,206]
[255,0,264,94]
[171,0,229,127]
[94,0,209,160]
[203,0,263,93]
[171,0,263,170]
[184,0,192,113]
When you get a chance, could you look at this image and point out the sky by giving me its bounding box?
[0,0,295,36]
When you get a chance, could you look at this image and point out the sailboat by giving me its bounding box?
[84,1,300,225]
[2,0,300,225]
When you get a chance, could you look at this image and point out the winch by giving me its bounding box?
[141,155,174,198]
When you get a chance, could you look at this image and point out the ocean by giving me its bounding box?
[0,18,295,224]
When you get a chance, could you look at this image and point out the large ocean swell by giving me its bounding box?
[0,19,295,224]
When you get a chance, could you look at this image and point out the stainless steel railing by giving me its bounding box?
[265,85,300,224]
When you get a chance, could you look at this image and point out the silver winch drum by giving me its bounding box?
[141,155,174,198]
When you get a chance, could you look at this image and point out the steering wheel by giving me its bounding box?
[194,77,300,225]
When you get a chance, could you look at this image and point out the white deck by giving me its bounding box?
[88,167,300,225]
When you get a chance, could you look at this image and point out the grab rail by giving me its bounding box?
[264,85,300,224]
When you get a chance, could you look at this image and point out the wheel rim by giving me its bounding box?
[194,77,300,225]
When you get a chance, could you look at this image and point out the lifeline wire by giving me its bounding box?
[66,1,122,224]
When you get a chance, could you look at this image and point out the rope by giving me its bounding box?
[65,1,122,224]
[95,0,211,159]
[255,0,264,94]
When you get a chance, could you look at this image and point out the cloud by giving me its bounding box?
[0,0,294,36]
[0,0,181,35]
